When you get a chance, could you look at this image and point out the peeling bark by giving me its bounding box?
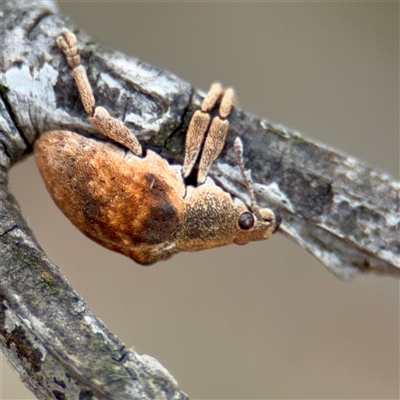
[0,0,398,399]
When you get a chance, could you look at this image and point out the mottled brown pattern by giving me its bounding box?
[35,131,185,264]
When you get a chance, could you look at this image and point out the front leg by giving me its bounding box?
[182,83,236,184]
[56,28,142,156]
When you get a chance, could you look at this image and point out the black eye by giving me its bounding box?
[238,212,255,230]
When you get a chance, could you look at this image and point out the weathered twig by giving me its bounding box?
[0,0,398,398]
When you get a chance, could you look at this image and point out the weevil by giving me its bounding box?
[34,28,281,265]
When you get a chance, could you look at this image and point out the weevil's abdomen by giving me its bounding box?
[34,131,186,264]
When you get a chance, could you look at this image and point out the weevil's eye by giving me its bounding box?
[238,211,255,230]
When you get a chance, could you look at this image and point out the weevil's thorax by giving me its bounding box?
[177,182,276,252]
[178,184,236,251]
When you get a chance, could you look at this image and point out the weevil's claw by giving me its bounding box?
[273,215,282,233]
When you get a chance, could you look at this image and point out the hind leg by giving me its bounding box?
[56,28,142,156]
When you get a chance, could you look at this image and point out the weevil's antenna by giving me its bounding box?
[233,137,262,220]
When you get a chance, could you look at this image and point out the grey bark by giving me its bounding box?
[1,1,189,399]
[0,0,398,399]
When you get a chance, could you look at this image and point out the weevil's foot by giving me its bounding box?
[57,28,80,69]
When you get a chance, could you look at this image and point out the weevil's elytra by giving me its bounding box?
[34,28,280,265]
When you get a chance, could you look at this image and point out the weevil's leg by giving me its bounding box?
[201,82,224,113]
[196,117,229,184]
[197,87,236,184]
[182,83,224,178]
[56,28,142,156]
[182,111,210,178]
[218,87,235,119]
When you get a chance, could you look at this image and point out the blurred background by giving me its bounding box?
[2,1,398,399]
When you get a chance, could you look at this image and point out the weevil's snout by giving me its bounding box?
[258,207,275,225]
[258,208,281,234]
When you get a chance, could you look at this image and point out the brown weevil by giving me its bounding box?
[34,28,280,265]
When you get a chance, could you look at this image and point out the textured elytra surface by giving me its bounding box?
[0,0,399,399]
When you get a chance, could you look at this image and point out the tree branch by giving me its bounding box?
[0,0,398,398]
[0,1,190,398]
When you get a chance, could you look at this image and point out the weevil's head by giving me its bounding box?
[177,183,280,252]
[231,198,280,245]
